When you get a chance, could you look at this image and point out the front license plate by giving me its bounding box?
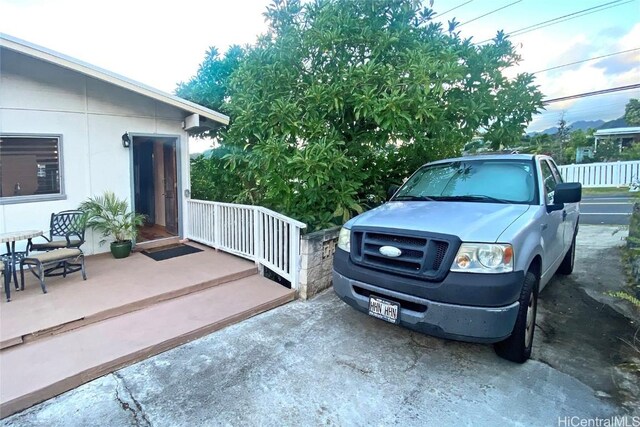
[368,296,400,324]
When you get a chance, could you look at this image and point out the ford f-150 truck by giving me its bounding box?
[332,154,582,363]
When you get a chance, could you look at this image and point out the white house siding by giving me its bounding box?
[0,49,191,255]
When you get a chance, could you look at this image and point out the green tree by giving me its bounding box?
[176,45,246,138]
[624,98,640,126]
[182,0,544,230]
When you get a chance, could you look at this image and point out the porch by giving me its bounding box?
[0,243,295,417]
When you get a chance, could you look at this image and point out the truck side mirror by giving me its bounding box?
[554,182,582,204]
[387,185,399,200]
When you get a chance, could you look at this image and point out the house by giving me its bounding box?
[594,126,640,153]
[0,33,229,254]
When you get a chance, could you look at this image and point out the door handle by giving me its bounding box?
[541,223,548,231]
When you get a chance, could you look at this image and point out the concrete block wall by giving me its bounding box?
[298,226,341,300]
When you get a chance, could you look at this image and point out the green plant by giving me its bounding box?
[179,0,543,231]
[608,291,640,309]
[79,191,145,244]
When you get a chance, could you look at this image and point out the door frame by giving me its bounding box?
[128,132,183,239]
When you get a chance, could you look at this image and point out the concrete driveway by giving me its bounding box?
[2,226,637,427]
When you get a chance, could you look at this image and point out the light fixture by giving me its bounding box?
[121,132,131,148]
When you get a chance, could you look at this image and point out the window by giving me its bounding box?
[394,159,537,204]
[0,135,63,202]
[539,160,558,204]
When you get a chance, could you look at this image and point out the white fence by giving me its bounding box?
[558,160,640,188]
[186,199,307,289]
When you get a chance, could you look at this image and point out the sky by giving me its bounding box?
[1,0,639,151]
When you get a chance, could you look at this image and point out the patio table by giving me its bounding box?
[1,230,42,302]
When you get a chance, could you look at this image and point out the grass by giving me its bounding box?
[582,187,633,196]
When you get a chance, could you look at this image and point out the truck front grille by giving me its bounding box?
[351,228,457,281]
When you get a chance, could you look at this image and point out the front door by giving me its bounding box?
[132,136,179,241]
[163,143,178,235]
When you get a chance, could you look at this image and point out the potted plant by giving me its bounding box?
[79,191,145,258]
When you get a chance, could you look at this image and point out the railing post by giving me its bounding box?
[289,225,301,290]
[213,203,220,249]
[253,207,261,266]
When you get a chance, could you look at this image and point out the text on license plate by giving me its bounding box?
[368,296,399,324]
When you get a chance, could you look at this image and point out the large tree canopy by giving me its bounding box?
[624,98,640,126]
[181,0,543,230]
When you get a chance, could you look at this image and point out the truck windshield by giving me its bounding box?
[393,159,537,205]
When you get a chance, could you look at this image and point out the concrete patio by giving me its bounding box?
[0,243,295,417]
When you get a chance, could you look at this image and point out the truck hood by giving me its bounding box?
[348,201,531,243]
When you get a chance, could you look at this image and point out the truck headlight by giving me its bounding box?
[451,243,513,273]
[337,227,351,252]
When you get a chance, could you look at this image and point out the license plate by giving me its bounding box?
[368,296,400,324]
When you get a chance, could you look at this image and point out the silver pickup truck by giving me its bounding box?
[333,154,582,363]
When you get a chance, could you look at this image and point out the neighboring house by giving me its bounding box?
[0,34,229,255]
[594,127,640,153]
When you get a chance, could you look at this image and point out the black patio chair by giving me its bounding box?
[28,210,86,277]
[29,210,86,252]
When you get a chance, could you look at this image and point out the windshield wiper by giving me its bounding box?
[436,195,510,204]
[392,195,437,202]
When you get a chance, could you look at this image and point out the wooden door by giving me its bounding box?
[163,142,178,234]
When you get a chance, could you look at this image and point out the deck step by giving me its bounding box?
[0,276,294,418]
[1,249,258,350]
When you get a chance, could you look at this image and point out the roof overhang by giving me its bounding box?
[0,33,230,127]
[594,127,640,137]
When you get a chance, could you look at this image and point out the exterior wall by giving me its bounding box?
[0,49,191,254]
[298,227,340,299]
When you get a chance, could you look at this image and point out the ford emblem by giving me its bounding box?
[379,246,402,258]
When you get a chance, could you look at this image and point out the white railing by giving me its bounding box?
[558,160,640,188]
[186,199,307,289]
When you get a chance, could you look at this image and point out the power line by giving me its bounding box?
[459,0,522,27]
[532,48,640,74]
[437,0,474,18]
[543,84,640,104]
[509,0,635,39]
[474,0,633,44]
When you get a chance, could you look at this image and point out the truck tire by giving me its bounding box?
[494,271,538,363]
[557,233,576,275]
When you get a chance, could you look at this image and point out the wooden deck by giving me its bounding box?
[0,243,295,417]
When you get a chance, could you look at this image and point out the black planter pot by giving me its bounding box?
[110,241,133,259]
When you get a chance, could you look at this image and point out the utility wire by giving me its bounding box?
[543,84,640,104]
[474,0,633,44]
[459,0,522,27]
[437,0,474,18]
[510,0,625,35]
[532,48,640,74]
[509,0,635,38]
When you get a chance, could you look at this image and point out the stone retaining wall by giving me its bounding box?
[628,202,640,287]
[298,226,341,300]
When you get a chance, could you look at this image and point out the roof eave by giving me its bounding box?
[0,33,229,126]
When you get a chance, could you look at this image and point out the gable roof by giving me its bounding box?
[0,33,229,126]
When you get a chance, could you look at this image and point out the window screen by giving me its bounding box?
[0,136,61,199]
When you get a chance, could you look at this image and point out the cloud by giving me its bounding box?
[593,51,640,76]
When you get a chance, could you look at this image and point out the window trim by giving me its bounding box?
[0,133,67,205]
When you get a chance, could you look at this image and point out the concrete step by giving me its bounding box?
[1,248,257,350]
[0,275,295,418]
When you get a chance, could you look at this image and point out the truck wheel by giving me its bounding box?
[557,234,576,275]
[494,271,538,363]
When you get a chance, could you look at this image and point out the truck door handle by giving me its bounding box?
[541,224,548,231]
[562,210,567,220]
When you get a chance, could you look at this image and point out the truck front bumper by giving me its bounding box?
[333,270,520,344]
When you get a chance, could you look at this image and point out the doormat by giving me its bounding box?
[142,244,203,261]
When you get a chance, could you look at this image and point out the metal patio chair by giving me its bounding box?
[29,210,86,252]
[28,210,86,277]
